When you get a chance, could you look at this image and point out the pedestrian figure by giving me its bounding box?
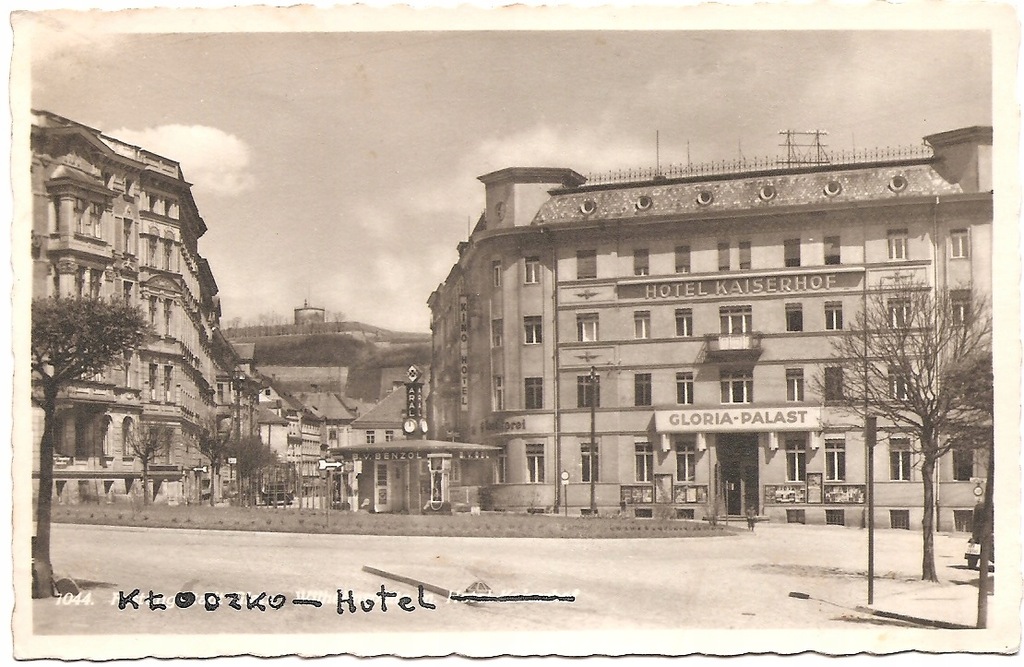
[745,507,756,532]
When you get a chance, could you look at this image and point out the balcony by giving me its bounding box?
[699,332,763,363]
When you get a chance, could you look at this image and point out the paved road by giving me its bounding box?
[21,521,1007,656]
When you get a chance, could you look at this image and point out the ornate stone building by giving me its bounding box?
[429,127,992,529]
[30,110,241,504]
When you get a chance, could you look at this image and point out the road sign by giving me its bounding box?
[192,466,209,474]
[318,459,343,471]
[227,457,237,465]
[560,470,569,482]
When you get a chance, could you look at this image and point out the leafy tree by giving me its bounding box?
[198,416,232,507]
[126,422,175,506]
[817,283,991,582]
[30,297,150,598]
[227,435,278,506]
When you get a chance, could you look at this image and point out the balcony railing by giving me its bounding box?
[699,332,763,363]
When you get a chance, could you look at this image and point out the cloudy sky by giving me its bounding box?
[21,10,994,332]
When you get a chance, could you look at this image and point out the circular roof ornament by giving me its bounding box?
[758,184,777,202]
[580,199,597,215]
[696,190,713,207]
[824,180,842,197]
[888,175,908,193]
[635,195,653,211]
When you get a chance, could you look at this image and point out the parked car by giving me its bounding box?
[260,483,294,506]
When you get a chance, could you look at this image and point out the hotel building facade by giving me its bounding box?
[30,110,244,505]
[428,126,992,529]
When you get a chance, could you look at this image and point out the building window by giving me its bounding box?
[492,260,502,288]
[890,437,912,481]
[581,442,599,483]
[675,437,696,482]
[826,509,845,526]
[784,238,801,267]
[123,351,133,388]
[91,270,103,298]
[524,256,541,284]
[577,313,599,342]
[675,308,693,337]
[952,448,975,481]
[148,236,158,267]
[887,229,908,260]
[787,509,806,524]
[122,219,133,255]
[888,299,910,328]
[164,299,173,337]
[675,372,694,405]
[163,365,173,402]
[634,311,651,339]
[497,451,507,484]
[577,374,600,408]
[633,249,649,276]
[523,316,543,344]
[824,235,841,265]
[738,241,751,270]
[786,368,805,402]
[493,375,504,411]
[674,245,691,273]
[163,238,173,270]
[785,303,803,332]
[719,306,752,334]
[951,291,970,327]
[825,301,844,330]
[890,367,910,400]
[890,509,911,530]
[717,241,730,271]
[365,431,376,445]
[384,430,395,442]
[329,428,338,443]
[122,281,133,303]
[577,250,597,279]
[491,318,503,347]
[148,364,158,401]
[824,438,846,481]
[824,366,844,402]
[526,444,545,483]
[149,296,158,326]
[524,377,544,410]
[786,438,807,482]
[635,441,654,482]
[950,229,970,259]
[375,463,387,488]
[634,373,652,407]
[720,370,753,404]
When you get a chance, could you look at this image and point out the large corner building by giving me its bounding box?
[428,126,992,529]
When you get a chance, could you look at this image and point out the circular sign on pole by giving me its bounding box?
[560,470,569,485]
[973,484,984,497]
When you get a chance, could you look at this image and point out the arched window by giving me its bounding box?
[122,417,135,459]
[100,416,112,457]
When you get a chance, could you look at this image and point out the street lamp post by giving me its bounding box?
[589,366,598,515]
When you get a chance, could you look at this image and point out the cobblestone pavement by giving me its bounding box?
[18,521,1017,657]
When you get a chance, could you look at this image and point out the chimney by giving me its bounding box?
[924,126,993,193]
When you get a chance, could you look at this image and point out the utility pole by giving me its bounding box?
[866,415,876,605]
[589,366,598,515]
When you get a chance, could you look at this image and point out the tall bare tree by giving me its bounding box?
[127,422,175,505]
[30,296,150,598]
[198,416,231,507]
[817,282,991,581]
[228,435,278,506]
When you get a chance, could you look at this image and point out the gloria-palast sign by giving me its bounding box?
[655,407,822,433]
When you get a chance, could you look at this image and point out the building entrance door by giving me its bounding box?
[718,433,759,516]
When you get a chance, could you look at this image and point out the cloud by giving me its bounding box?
[107,124,256,196]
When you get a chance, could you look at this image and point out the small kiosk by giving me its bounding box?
[339,440,499,514]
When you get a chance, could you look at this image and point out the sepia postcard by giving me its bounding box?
[8,0,1023,660]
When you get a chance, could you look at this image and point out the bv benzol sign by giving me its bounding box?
[619,271,862,300]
